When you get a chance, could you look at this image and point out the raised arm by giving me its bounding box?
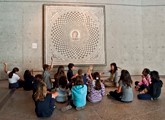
[3,63,7,73]
[49,57,54,71]
[87,65,94,80]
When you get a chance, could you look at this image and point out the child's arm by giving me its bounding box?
[3,63,7,73]
[116,81,122,93]
[87,65,93,80]
[138,75,147,86]
[116,86,122,93]
[71,73,78,80]
[101,71,110,75]
[49,57,54,71]
[141,76,148,86]
[114,71,119,87]
[101,84,105,96]
[52,92,58,98]
[147,75,152,84]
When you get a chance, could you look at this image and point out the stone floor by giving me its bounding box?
[0,76,164,120]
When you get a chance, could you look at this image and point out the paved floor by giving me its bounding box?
[0,76,164,120]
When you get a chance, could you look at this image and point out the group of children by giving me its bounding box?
[3,61,163,118]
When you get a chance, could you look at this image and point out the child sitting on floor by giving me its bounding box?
[87,70,105,103]
[108,70,133,103]
[67,63,78,89]
[32,74,43,101]
[34,81,58,117]
[61,76,87,111]
[78,69,88,86]
[54,65,65,88]
[135,68,151,93]
[137,71,163,100]
[56,76,70,103]
[3,63,23,89]
[23,70,35,91]
[103,63,119,87]
[43,57,53,91]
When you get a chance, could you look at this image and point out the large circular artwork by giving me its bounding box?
[44,5,105,65]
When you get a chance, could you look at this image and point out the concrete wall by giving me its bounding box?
[0,0,165,79]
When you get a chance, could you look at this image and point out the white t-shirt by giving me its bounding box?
[7,71,20,84]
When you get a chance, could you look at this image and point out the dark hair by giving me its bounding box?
[75,76,84,85]
[68,63,74,70]
[59,76,67,88]
[110,63,118,73]
[150,71,160,83]
[57,65,64,74]
[55,65,65,79]
[93,72,101,90]
[9,67,19,78]
[142,68,150,76]
[93,72,100,81]
[24,70,32,80]
[35,74,43,81]
[43,64,49,71]
[120,70,132,87]
[78,69,83,76]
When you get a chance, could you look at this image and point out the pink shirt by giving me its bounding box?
[138,74,151,86]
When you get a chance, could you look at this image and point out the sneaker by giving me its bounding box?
[76,106,84,111]
[61,105,72,112]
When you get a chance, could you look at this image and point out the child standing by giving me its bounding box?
[43,57,53,91]
[61,76,87,111]
[103,63,119,87]
[34,81,58,117]
[108,70,133,103]
[137,71,163,100]
[87,72,105,103]
[135,68,151,93]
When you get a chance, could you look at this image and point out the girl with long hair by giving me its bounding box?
[108,70,133,103]
[23,70,35,91]
[34,81,58,117]
[54,65,65,88]
[103,63,119,87]
[87,70,105,103]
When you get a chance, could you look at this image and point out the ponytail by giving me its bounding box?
[9,67,19,78]
[93,72,101,90]
[95,80,101,90]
